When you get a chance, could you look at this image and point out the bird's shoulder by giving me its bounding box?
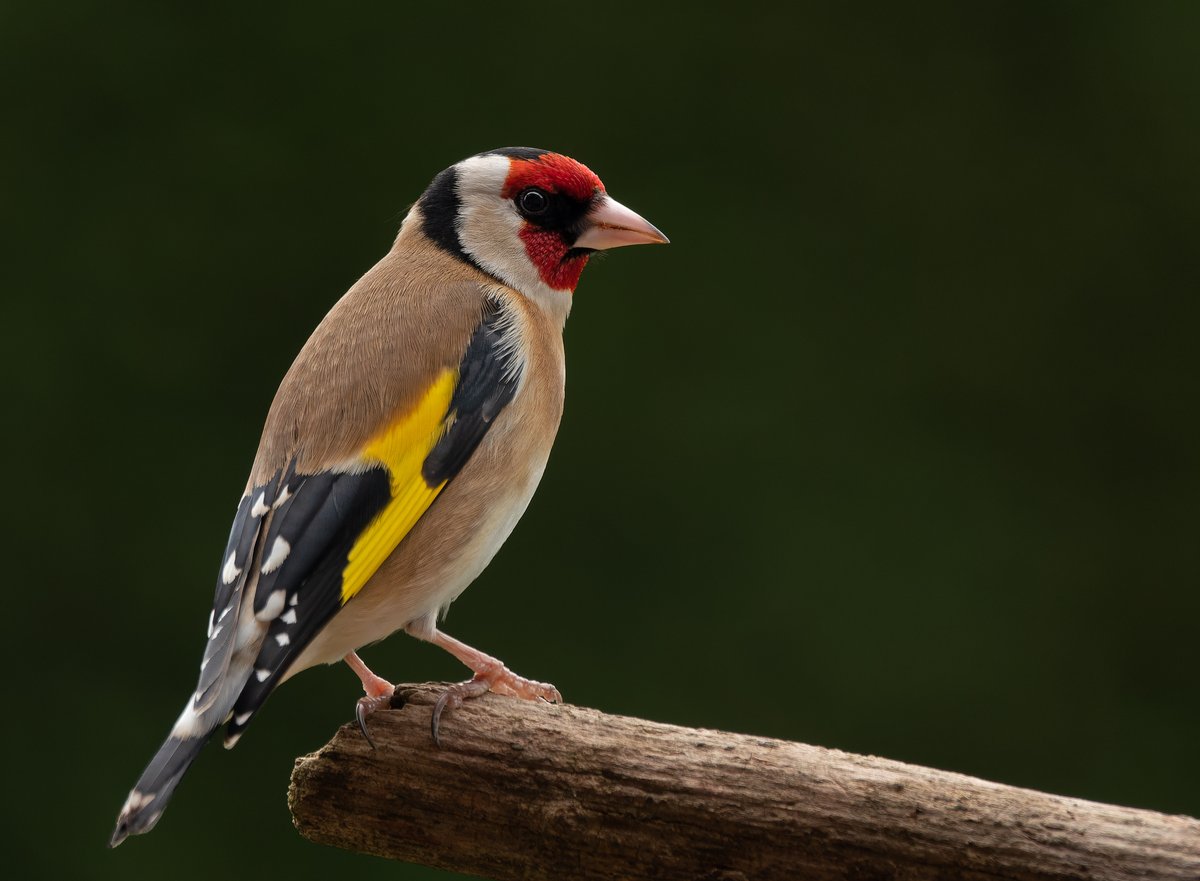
[247,233,512,486]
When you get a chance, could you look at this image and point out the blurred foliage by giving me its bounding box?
[3,2,1198,878]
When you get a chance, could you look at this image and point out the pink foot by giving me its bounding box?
[431,662,561,746]
[344,652,395,748]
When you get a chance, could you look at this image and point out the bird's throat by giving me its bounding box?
[519,226,589,292]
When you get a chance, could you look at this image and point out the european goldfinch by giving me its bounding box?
[111,147,667,846]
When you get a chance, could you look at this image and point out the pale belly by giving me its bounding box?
[279,284,566,681]
[282,413,554,677]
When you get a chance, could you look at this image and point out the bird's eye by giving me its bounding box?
[519,188,549,215]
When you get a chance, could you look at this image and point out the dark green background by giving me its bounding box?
[5,2,1197,878]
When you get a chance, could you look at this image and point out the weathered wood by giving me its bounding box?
[288,682,1200,880]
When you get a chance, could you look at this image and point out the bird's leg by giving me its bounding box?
[344,652,395,748]
[406,625,561,746]
[430,630,562,700]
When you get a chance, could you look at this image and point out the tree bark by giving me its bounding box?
[288,683,1200,880]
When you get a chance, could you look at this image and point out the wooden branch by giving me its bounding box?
[288,683,1200,881]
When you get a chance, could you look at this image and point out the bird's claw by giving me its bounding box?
[431,676,489,747]
[355,693,393,749]
[430,669,561,747]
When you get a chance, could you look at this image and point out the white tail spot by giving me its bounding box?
[171,703,205,738]
[121,789,157,814]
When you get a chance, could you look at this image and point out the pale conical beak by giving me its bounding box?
[573,195,669,250]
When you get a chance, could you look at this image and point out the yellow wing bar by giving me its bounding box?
[339,369,457,604]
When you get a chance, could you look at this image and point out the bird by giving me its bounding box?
[110,147,667,847]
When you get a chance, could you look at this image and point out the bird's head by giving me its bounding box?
[415,147,667,299]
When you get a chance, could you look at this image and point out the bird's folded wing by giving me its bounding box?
[191,295,521,741]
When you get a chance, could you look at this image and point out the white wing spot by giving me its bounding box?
[210,624,222,640]
[281,608,297,625]
[250,492,269,518]
[207,610,214,638]
[256,589,286,622]
[218,603,233,622]
[275,633,290,647]
[261,537,291,574]
[255,668,271,683]
[221,552,242,586]
[289,593,299,606]
[273,485,291,508]
[234,711,252,726]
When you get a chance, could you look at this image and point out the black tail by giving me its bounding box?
[109,727,210,847]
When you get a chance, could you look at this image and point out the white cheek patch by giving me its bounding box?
[458,197,529,286]
[455,156,535,290]
[452,155,574,323]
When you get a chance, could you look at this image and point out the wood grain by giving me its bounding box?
[288,683,1200,880]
